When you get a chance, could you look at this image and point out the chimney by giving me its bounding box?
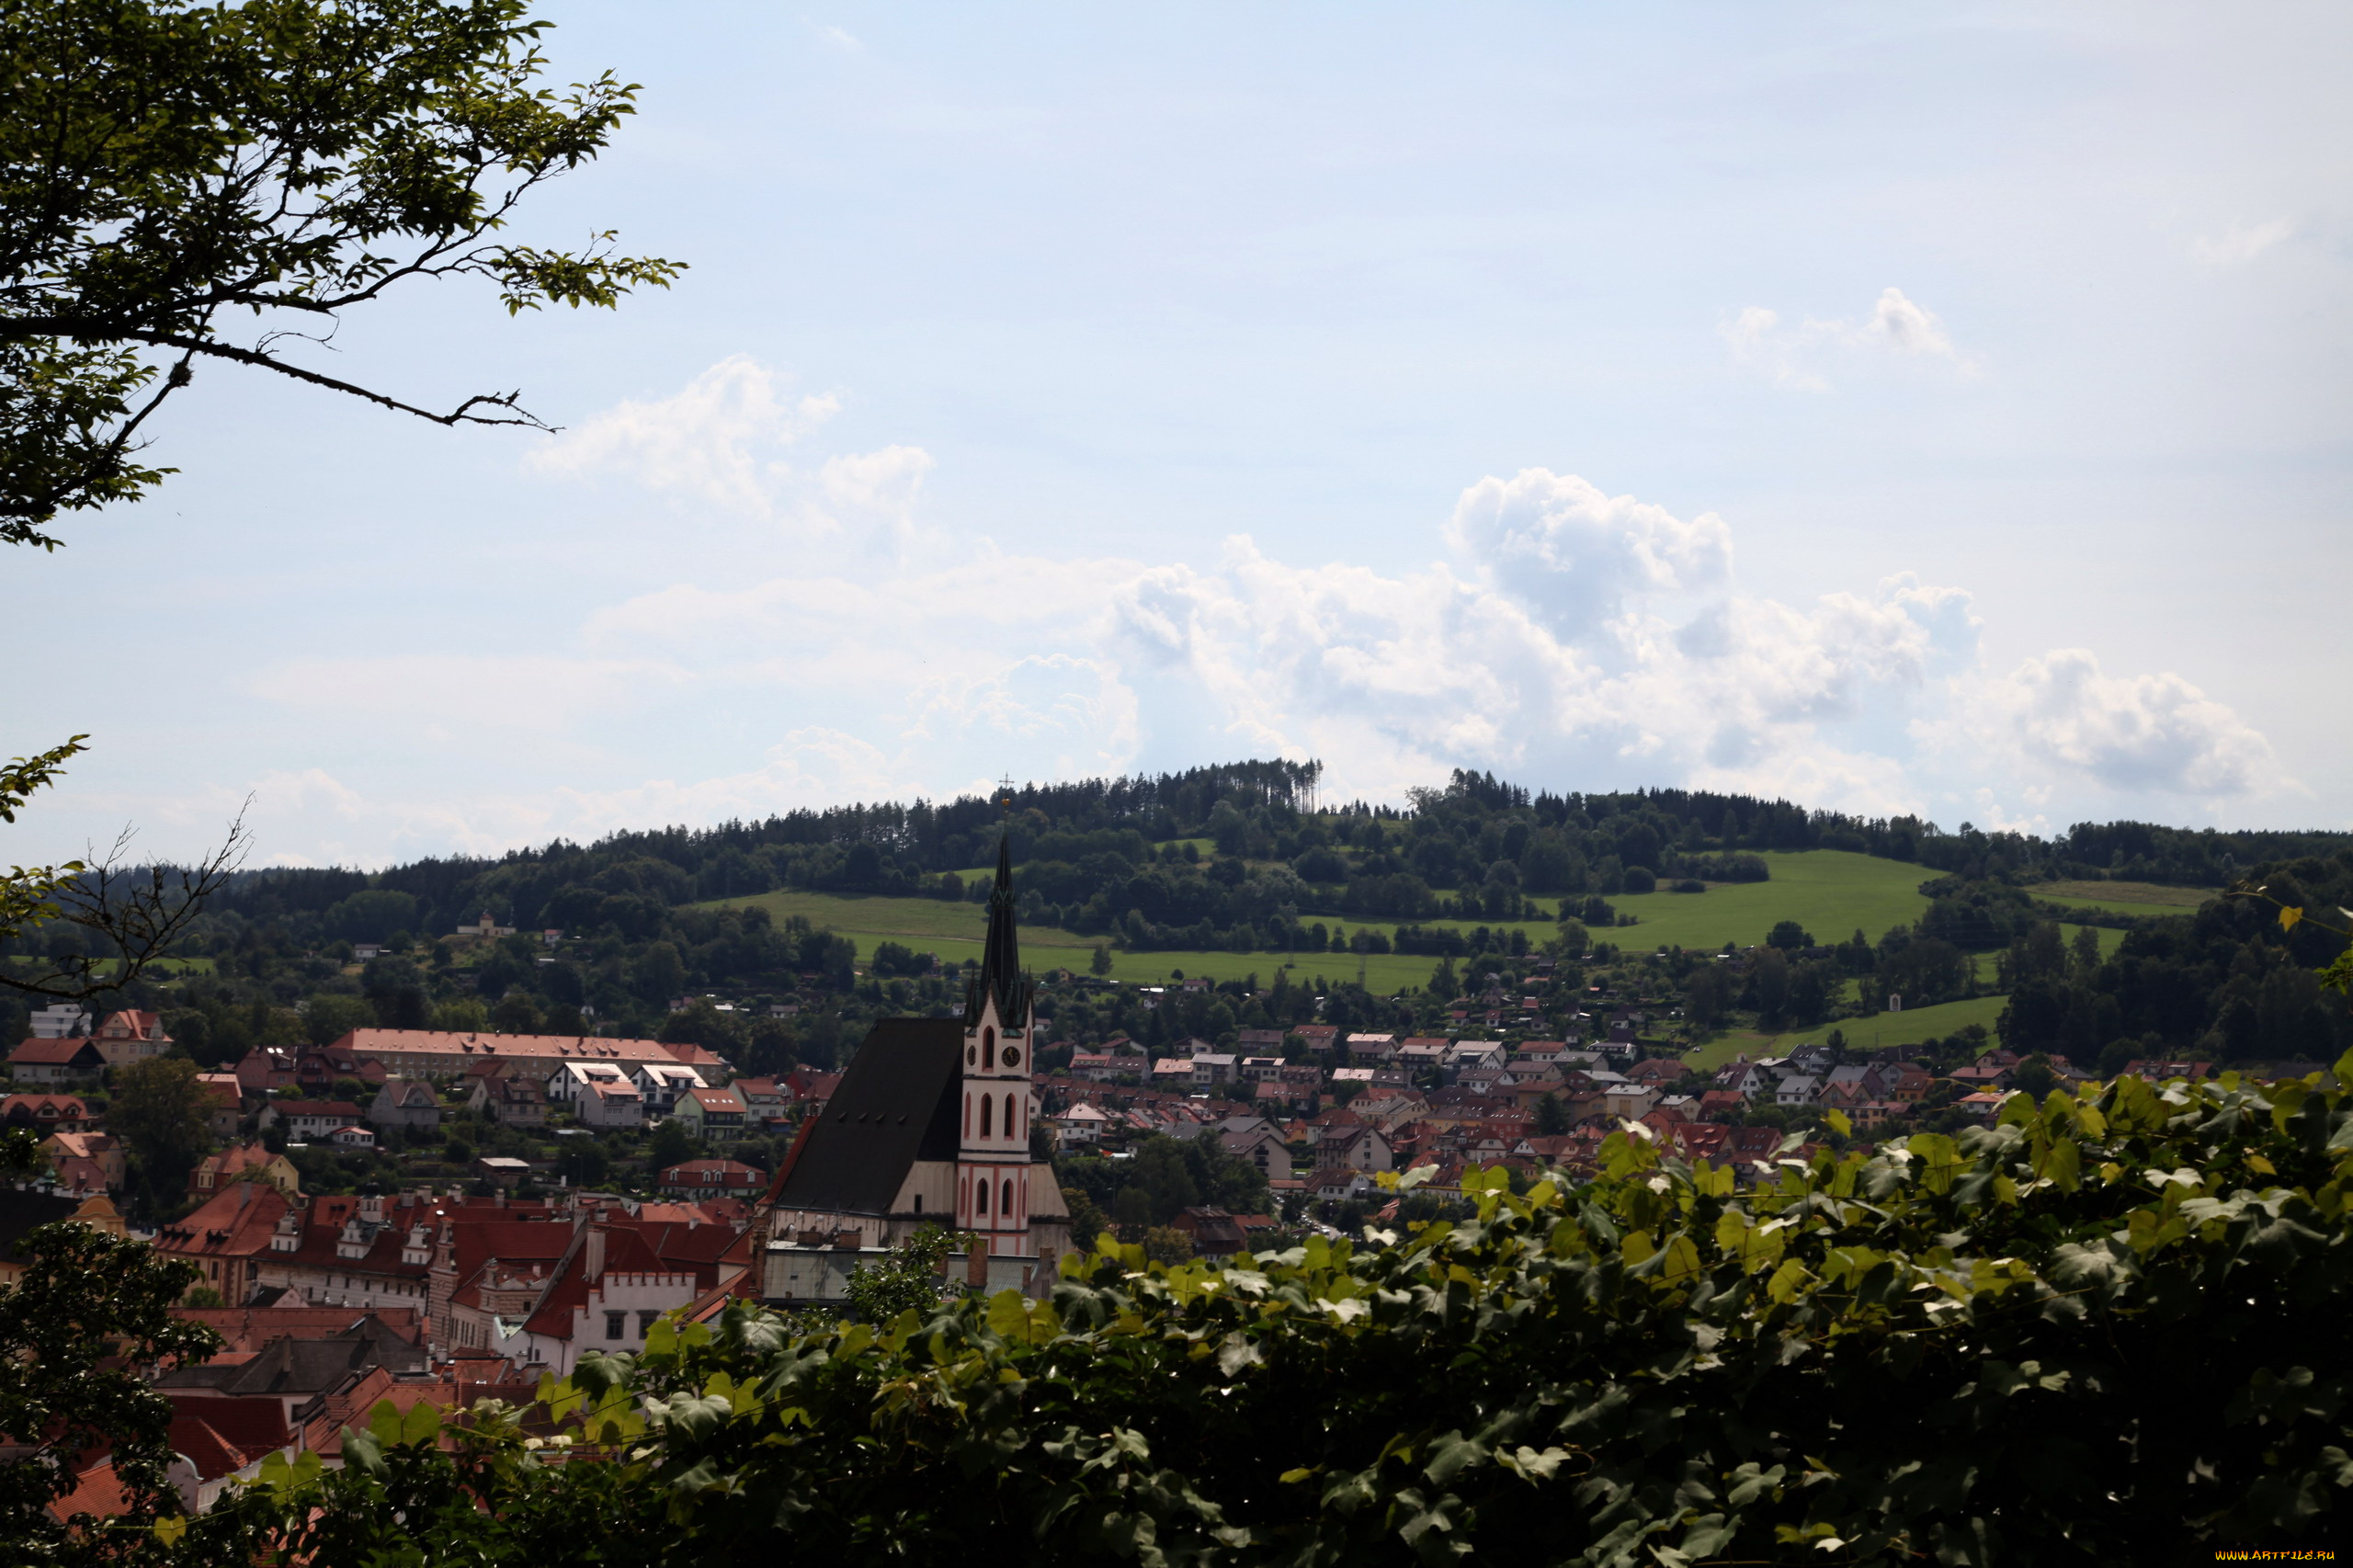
[585,1225,606,1282]
[966,1239,989,1290]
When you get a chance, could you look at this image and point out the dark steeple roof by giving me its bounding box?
[964,836,1033,1029]
[769,1018,962,1216]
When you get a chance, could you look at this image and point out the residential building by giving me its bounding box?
[367,1078,443,1132]
[233,1049,299,1099]
[633,1061,707,1115]
[26,1005,91,1039]
[188,1144,301,1201]
[674,1085,748,1143]
[1169,1206,1250,1260]
[195,1074,244,1139]
[1292,1024,1340,1060]
[463,1062,547,1126]
[731,1075,788,1123]
[153,1181,293,1305]
[1215,1117,1292,1182]
[326,1027,720,1082]
[511,1224,703,1376]
[658,1160,766,1199]
[91,1010,173,1069]
[44,1129,124,1192]
[1050,1101,1111,1146]
[6,1036,107,1085]
[256,1100,365,1141]
[1,1093,90,1131]
[1189,1052,1239,1088]
[1315,1123,1393,1177]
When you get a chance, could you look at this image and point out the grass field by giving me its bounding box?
[2038,880,2218,918]
[1681,993,2012,1073]
[695,852,2118,999]
[686,886,1438,990]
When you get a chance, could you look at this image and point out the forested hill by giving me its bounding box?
[189,761,2349,947]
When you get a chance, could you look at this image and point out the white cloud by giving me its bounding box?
[222,376,2286,861]
[527,356,839,512]
[2192,217,2295,271]
[1961,649,2278,800]
[1444,469,1732,635]
[1724,287,1974,390]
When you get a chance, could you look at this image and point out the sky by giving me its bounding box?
[13,1,2351,869]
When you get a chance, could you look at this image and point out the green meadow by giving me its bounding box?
[1682,993,2013,1074]
[688,885,1436,991]
[2036,880,2219,919]
[696,851,2130,1001]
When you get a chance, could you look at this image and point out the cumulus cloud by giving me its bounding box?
[232,369,2281,863]
[527,355,840,512]
[1963,649,2277,799]
[1444,469,1732,636]
[1725,288,1973,390]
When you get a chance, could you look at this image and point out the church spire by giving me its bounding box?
[964,835,1031,1029]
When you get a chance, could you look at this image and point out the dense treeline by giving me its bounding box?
[11,762,2350,1079]
[1994,855,2353,1070]
[44,763,2338,967]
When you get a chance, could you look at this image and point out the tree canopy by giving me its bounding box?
[0,0,681,540]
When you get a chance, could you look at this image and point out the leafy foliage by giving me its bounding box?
[0,1213,219,1554]
[177,1055,2353,1564]
[842,1224,971,1324]
[1,0,682,537]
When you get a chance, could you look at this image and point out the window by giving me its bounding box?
[913,1194,923,1213]
[976,1180,990,1217]
[980,1096,993,1138]
[638,1311,659,1336]
[605,1312,626,1340]
[1001,1178,1016,1219]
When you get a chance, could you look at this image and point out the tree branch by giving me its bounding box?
[0,802,251,1002]
[146,332,555,430]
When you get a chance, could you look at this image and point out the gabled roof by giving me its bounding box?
[520,1225,669,1338]
[153,1183,292,1260]
[273,1100,362,1118]
[772,1017,961,1216]
[6,1037,106,1066]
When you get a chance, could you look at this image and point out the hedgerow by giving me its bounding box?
[180,1059,2353,1566]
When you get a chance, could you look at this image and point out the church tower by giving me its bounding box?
[957,837,1036,1256]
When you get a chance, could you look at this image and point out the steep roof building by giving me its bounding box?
[760,839,1071,1302]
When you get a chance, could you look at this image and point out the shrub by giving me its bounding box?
[187,1062,2353,1564]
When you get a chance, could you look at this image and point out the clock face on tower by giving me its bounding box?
[1002,1046,1019,1067]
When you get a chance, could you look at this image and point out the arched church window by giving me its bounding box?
[981,1095,993,1138]
[976,1180,990,1216]
[1001,1177,1015,1218]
